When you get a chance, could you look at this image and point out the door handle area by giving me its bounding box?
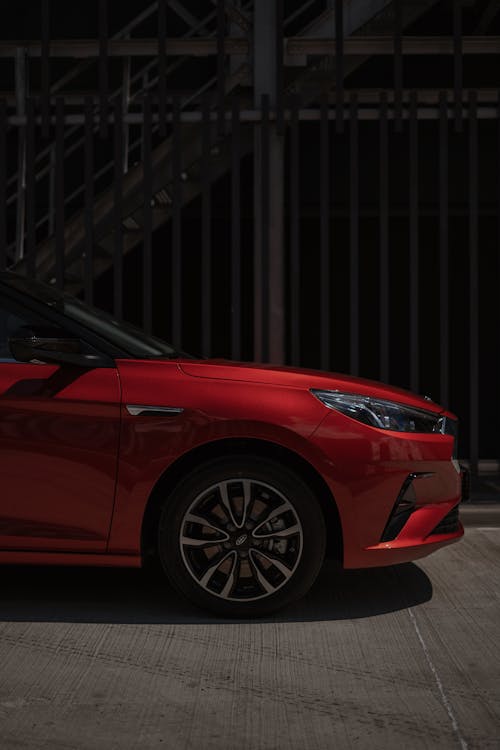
[125,405,184,417]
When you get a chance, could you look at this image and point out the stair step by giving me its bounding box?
[122,217,142,233]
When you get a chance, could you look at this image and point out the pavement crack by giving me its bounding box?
[407,606,468,750]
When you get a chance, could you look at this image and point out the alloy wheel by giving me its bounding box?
[179,478,303,602]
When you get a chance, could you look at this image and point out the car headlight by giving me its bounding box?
[311,389,445,433]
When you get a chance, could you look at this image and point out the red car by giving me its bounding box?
[0,272,464,616]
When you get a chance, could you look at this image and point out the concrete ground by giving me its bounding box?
[0,519,499,749]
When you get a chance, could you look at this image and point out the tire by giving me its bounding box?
[158,455,326,617]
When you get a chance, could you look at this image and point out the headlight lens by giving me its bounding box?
[311,389,444,433]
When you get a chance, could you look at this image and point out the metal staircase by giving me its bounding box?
[8,1,253,289]
[10,0,439,293]
[31,62,253,292]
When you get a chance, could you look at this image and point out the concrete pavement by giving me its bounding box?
[0,522,499,749]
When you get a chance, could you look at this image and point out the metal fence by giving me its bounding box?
[0,0,500,470]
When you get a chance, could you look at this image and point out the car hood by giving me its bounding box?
[178,360,447,415]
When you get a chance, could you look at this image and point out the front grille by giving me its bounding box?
[429,504,460,535]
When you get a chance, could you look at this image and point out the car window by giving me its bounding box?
[1,273,181,359]
[0,295,63,363]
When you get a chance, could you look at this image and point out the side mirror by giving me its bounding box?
[8,326,111,368]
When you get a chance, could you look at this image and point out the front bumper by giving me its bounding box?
[310,411,465,569]
[359,502,464,568]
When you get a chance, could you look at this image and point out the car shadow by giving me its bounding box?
[0,559,432,625]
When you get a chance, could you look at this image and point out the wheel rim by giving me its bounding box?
[179,478,304,602]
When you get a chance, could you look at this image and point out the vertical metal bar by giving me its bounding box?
[498,92,500,469]
[15,48,26,263]
[290,95,300,366]
[379,91,389,382]
[453,0,463,132]
[202,96,212,358]
[121,55,131,174]
[41,0,50,138]
[469,91,478,474]
[0,100,5,271]
[268,146,285,363]
[329,88,335,367]
[349,94,359,375]
[84,96,94,305]
[231,96,241,360]
[261,93,270,362]
[142,94,153,334]
[439,91,449,406]
[99,0,109,138]
[158,0,167,137]
[217,0,225,136]
[253,0,285,364]
[275,0,284,135]
[55,96,64,289]
[393,0,403,131]
[335,0,344,134]
[172,94,182,349]
[320,92,330,371]
[113,98,123,318]
[409,91,419,393]
[498,90,500,286]
[48,145,55,236]
[25,97,35,278]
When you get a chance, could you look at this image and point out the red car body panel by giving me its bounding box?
[0,362,121,552]
[111,358,463,565]
[0,353,464,569]
[109,359,328,554]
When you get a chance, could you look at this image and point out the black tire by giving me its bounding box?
[158,455,326,617]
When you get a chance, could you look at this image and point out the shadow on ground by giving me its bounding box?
[0,559,432,625]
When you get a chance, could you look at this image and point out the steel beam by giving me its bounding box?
[5,101,500,128]
[286,35,500,56]
[2,87,499,109]
[0,38,249,58]
[1,35,497,59]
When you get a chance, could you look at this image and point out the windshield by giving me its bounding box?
[1,273,183,359]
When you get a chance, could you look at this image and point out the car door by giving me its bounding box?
[0,291,121,552]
